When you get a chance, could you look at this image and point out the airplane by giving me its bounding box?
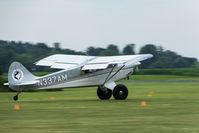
[4,54,153,101]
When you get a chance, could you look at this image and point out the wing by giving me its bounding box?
[35,54,153,70]
[82,54,153,70]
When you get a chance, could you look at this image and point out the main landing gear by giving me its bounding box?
[97,84,128,100]
[97,87,112,100]
[113,84,128,100]
[13,92,21,101]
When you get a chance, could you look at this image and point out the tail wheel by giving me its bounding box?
[13,95,18,101]
[13,92,21,101]
[113,84,128,100]
[97,87,112,100]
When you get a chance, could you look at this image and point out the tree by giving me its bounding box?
[36,43,48,49]
[106,44,119,55]
[0,67,2,75]
[54,42,61,50]
[123,44,135,55]
[139,44,158,68]
[0,48,15,72]
[99,49,118,56]
[139,44,158,57]
[151,57,173,68]
[173,58,189,68]
[86,47,106,56]
[183,57,197,67]
[0,40,198,71]
[86,47,97,56]
[31,43,51,57]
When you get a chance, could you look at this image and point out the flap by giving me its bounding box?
[82,64,109,70]
[35,60,54,66]
[51,63,77,69]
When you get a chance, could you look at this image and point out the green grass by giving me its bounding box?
[1,80,199,133]
[130,75,199,80]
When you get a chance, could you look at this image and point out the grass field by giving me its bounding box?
[1,77,199,133]
[130,75,199,80]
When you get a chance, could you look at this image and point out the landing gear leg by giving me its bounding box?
[13,92,21,101]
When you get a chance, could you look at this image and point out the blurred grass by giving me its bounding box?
[137,67,199,76]
[0,81,199,133]
[130,75,199,80]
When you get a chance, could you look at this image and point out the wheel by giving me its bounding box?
[13,95,18,101]
[97,87,112,100]
[113,84,128,100]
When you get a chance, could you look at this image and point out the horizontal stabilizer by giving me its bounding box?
[4,81,39,86]
[3,83,9,86]
[15,80,39,86]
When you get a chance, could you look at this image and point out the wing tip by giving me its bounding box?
[148,54,154,58]
[143,54,153,58]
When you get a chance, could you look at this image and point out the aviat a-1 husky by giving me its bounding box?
[4,54,153,101]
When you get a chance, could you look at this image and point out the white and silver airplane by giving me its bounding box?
[5,54,153,101]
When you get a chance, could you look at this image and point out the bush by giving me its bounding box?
[0,76,10,92]
[0,67,2,75]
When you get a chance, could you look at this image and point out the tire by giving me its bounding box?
[113,84,128,100]
[13,95,18,101]
[97,87,112,100]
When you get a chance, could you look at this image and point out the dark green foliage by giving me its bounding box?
[0,40,198,73]
[86,47,106,56]
[0,74,9,92]
[139,44,162,68]
[106,44,119,55]
[0,67,2,75]
[139,44,197,68]
[0,40,84,72]
[86,44,119,56]
[122,44,135,55]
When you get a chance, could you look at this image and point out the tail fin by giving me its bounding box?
[8,62,37,87]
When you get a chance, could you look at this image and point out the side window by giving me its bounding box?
[80,69,99,75]
[80,70,90,75]
[107,64,114,68]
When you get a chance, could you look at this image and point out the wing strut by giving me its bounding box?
[103,64,117,85]
[103,64,125,86]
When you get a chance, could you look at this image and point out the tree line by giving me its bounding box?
[0,40,197,72]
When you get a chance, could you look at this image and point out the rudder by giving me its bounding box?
[8,62,37,88]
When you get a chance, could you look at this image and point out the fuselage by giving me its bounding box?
[21,64,136,91]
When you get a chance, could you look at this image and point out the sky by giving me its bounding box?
[0,0,199,58]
